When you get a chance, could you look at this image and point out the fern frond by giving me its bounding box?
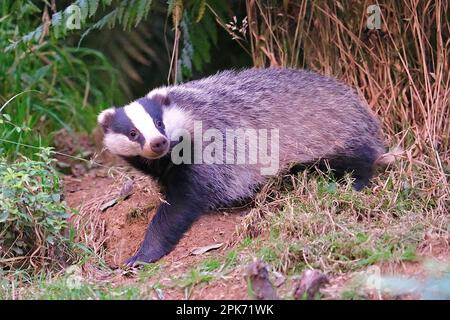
[5,0,153,52]
[195,0,207,23]
[135,0,152,27]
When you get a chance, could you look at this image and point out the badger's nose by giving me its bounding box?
[150,137,169,154]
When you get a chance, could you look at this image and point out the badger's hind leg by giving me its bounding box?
[327,145,378,191]
[352,167,373,191]
[328,159,374,191]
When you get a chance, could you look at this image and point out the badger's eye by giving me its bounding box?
[129,129,138,140]
[155,120,163,128]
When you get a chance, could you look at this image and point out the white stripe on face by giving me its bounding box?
[104,133,141,156]
[163,106,193,141]
[124,101,164,142]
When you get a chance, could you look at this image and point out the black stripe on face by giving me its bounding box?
[111,108,145,147]
[137,97,166,136]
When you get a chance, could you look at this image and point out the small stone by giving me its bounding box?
[245,259,279,300]
[293,269,329,300]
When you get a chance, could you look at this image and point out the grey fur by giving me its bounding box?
[100,68,386,265]
[160,68,384,205]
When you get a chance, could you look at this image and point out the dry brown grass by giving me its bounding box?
[238,162,449,273]
[245,0,449,166]
[226,0,450,274]
[239,2,449,203]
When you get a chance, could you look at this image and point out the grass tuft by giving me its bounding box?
[238,160,448,274]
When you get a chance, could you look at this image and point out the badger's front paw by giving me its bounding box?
[125,251,163,268]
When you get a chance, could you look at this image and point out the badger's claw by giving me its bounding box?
[125,251,162,268]
[125,255,147,268]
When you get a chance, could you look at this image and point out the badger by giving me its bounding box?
[97,68,386,266]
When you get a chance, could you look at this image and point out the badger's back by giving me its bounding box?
[167,68,384,164]
[150,68,386,206]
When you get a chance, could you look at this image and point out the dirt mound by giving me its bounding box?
[55,130,249,299]
[64,168,242,268]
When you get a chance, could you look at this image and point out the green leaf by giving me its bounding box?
[356,232,369,243]
[46,235,55,245]
[51,194,61,202]
[195,0,207,22]
[0,210,9,223]
[135,0,152,26]
[88,0,100,17]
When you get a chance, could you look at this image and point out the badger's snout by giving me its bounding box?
[140,136,169,159]
[150,137,169,154]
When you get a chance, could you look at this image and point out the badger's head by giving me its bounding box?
[98,90,188,160]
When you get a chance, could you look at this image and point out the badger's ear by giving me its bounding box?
[97,108,115,132]
[154,94,171,106]
[147,88,171,106]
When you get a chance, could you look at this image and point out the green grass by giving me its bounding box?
[28,280,141,300]
[0,148,75,270]
[0,152,447,299]
[171,269,215,299]
[224,250,239,269]
[238,164,448,275]
[0,1,122,279]
[201,258,222,272]
[0,270,141,300]
[341,288,367,300]
[138,263,163,282]
[0,2,120,160]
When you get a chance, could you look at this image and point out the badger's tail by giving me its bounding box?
[374,146,404,167]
